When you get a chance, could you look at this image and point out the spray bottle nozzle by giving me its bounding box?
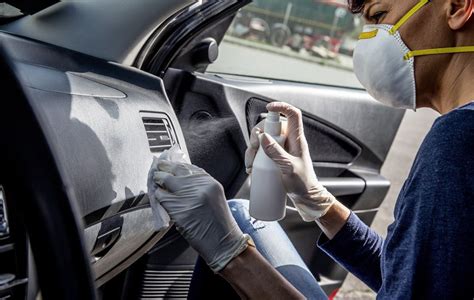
[266,111,280,123]
[264,111,282,137]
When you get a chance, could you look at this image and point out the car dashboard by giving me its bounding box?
[0,32,187,287]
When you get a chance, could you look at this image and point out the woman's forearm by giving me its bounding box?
[220,246,305,299]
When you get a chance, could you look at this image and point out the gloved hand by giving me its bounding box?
[245,102,336,221]
[153,160,250,273]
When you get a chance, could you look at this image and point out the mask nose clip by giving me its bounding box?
[358,29,379,40]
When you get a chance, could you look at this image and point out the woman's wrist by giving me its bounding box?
[316,200,351,240]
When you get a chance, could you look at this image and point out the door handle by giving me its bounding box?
[235,176,365,200]
[319,177,365,197]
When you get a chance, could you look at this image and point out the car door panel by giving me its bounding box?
[168,71,401,204]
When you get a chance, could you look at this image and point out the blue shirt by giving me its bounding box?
[319,102,474,299]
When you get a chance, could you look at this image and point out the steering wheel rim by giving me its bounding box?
[0,46,96,299]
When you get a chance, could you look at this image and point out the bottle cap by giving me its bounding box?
[266,111,280,123]
[264,111,282,136]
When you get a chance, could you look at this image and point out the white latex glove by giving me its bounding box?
[153,160,250,273]
[245,102,336,221]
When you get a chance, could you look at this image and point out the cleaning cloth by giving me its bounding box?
[147,144,190,231]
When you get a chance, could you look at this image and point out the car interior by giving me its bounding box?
[0,0,405,299]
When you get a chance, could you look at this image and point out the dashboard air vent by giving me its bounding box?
[142,115,176,153]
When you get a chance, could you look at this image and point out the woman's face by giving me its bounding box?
[360,0,456,108]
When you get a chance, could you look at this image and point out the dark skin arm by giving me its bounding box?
[220,246,305,300]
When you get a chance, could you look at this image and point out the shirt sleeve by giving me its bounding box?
[318,212,384,291]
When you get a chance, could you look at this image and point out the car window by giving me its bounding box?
[207,0,363,88]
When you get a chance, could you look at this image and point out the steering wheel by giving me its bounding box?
[0,47,96,299]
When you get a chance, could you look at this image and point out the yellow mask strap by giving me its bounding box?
[359,29,379,40]
[389,0,430,35]
[404,46,474,60]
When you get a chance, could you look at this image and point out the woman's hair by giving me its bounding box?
[347,0,365,13]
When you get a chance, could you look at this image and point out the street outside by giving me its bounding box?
[210,39,440,299]
[209,39,361,88]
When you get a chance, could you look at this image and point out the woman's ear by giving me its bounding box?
[447,0,474,30]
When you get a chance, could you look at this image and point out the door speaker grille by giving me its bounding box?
[142,115,176,153]
[140,270,193,299]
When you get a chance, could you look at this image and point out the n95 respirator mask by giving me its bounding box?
[354,24,416,110]
[353,0,474,110]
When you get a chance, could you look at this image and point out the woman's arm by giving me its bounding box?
[220,246,305,300]
[317,202,384,291]
[245,102,384,290]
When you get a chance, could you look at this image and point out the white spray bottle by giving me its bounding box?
[249,111,287,221]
